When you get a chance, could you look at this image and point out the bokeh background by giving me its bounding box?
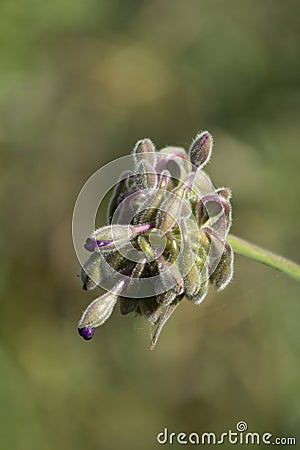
[1,1,300,449]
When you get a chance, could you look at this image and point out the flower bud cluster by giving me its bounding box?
[78,132,233,349]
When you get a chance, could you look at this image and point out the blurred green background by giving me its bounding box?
[0,1,300,449]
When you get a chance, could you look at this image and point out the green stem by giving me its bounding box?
[228,234,300,283]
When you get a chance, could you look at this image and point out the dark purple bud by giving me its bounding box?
[84,237,97,252]
[78,326,94,340]
[84,237,112,252]
[189,131,213,170]
[97,240,112,248]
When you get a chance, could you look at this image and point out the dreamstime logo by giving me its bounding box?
[72,152,227,298]
[156,421,297,446]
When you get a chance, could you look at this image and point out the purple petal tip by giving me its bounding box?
[84,238,96,252]
[96,240,112,248]
[78,326,94,340]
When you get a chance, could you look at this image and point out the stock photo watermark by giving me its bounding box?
[156,421,296,446]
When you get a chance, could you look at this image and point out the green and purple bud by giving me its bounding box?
[78,280,125,339]
[80,252,103,291]
[133,138,156,167]
[156,173,194,232]
[135,160,157,190]
[189,131,213,170]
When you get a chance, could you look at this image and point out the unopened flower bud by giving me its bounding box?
[85,224,151,253]
[180,219,202,298]
[216,187,232,200]
[138,296,161,324]
[133,138,156,167]
[156,173,194,232]
[135,160,157,190]
[80,252,103,290]
[78,280,124,338]
[188,263,209,305]
[189,131,213,169]
[210,241,234,291]
[133,170,172,225]
[78,326,94,340]
[119,297,138,315]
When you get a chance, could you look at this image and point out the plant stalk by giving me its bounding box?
[228,234,300,283]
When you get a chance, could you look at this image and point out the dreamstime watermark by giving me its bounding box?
[156,421,296,446]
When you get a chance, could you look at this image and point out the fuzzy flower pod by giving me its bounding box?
[179,218,203,298]
[135,159,157,190]
[133,169,172,225]
[156,173,194,232]
[77,130,234,349]
[80,252,103,291]
[84,224,151,252]
[133,138,156,167]
[78,280,124,339]
[189,131,213,169]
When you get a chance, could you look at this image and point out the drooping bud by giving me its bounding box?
[189,131,213,169]
[135,159,157,190]
[156,173,194,232]
[80,252,103,290]
[78,280,124,339]
[138,296,161,324]
[196,193,231,236]
[188,262,209,305]
[210,241,234,291]
[133,138,156,167]
[119,297,138,315]
[78,326,94,340]
[202,226,232,288]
